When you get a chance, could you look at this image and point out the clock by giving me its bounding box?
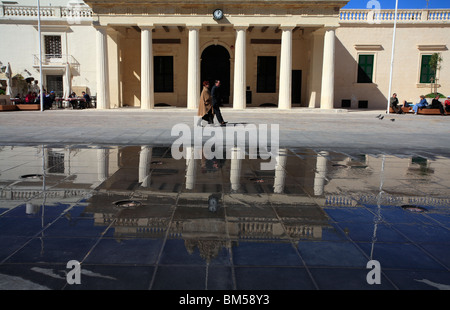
[213,9,223,20]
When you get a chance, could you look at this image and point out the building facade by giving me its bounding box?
[0,0,449,110]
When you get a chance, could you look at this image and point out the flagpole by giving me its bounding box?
[387,0,399,114]
[37,0,44,112]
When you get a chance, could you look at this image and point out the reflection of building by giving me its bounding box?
[1,1,449,109]
[2,145,450,262]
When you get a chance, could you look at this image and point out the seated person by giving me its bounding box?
[430,95,445,115]
[82,91,91,109]
[390,93,403,114]
[445,96,450,113]
[412,95,428,114]
[25,92,35,103]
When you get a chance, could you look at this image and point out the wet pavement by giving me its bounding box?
[0,144,449,290]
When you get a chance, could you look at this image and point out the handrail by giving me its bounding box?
[340,9,450,23]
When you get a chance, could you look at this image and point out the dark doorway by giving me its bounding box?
[46,75,63,97]
[292,70,302,104]
[201,45,230,104]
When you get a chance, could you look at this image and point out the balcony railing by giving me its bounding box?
[340,9,450,23]
[33,54,80,69]
[0,5,93,20]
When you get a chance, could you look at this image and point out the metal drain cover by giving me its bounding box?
[113,200,142,209]
[20,174,43,180]
[401,205,427,213]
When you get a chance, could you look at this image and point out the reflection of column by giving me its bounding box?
[185,146,196,190]
[141,26,155,109]
[187,26,201,110]
[278,27,294,110]
[233,26,247,109]
[314,151,328,196]
[274,148,288,194]
[139,146,152,187]
[97,149,109,182]
[230,147,242,191]
[96,26,110,109]
[320,28,335,109]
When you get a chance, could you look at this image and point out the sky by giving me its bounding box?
[343,0,450,9]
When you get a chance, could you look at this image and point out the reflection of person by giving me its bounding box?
[430,95,445,115]
[197,81,214,126]
[413,95,428,114]
[211,80,227,126]
[390,93,403,114]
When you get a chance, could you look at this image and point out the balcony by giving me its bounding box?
[33,54,80,72]
[340,9,450,24]
[0,4,93,21]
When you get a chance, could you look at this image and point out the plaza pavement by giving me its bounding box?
[0,107,449,156]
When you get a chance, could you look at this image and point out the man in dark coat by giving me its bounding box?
[430,95,445,115]
[211,80,227,126]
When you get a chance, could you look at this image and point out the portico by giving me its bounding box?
[85,0,348,110]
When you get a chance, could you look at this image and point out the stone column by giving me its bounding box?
[97,148,109,182]
[185,146,196,190]
[314,151,328,196]
[320,28,336,109]
[278,27,294,110]
[274,148,288,194]
[139,146,152,187]
[230,147,242,191]
[141,26,155,109]
[96,26,109,109]
[187,26,201,110]
[308,30,324,108]
[233,26,247,109]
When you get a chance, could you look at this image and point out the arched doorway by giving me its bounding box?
[201,45,230,104]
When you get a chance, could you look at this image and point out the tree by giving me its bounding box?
[429,53,443,96]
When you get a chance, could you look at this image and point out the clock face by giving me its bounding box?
[213,9,223,20]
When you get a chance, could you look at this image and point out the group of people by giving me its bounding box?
[390,93,450,115]
[20,90,56,110]
[68,91,92,109]
[16,90,92,110]
[197,80,228,127]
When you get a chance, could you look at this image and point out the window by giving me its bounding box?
[44,35,62,57]
[257,56,276,93]
[420,55,435,84]
[357,54,374,83]
[154,56,173,92]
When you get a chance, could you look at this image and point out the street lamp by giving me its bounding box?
[37,0,44,112]
[387,0,399,114]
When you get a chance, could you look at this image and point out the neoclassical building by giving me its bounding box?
[0,0,449,110]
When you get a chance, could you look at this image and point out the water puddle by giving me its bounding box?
[0,145,449,290]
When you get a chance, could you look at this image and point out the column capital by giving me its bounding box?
[233,25,249,31]
[279,25,296,31]
[92,21,108,30]
[312,26,337,36]
[138,25,155,31]
[186,24,202,30]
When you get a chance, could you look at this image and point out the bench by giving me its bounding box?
[417,108,447,115]
[389,106,412,113]
[16,104,40,111]
[0,104,17,111]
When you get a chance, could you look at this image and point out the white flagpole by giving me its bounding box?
[37,0,44,112]
[387,0,399,114]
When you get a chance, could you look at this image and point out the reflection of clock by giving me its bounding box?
[213,9,223,20]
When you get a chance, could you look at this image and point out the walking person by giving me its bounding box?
[197,81,214,127]
[211,80,227,126]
